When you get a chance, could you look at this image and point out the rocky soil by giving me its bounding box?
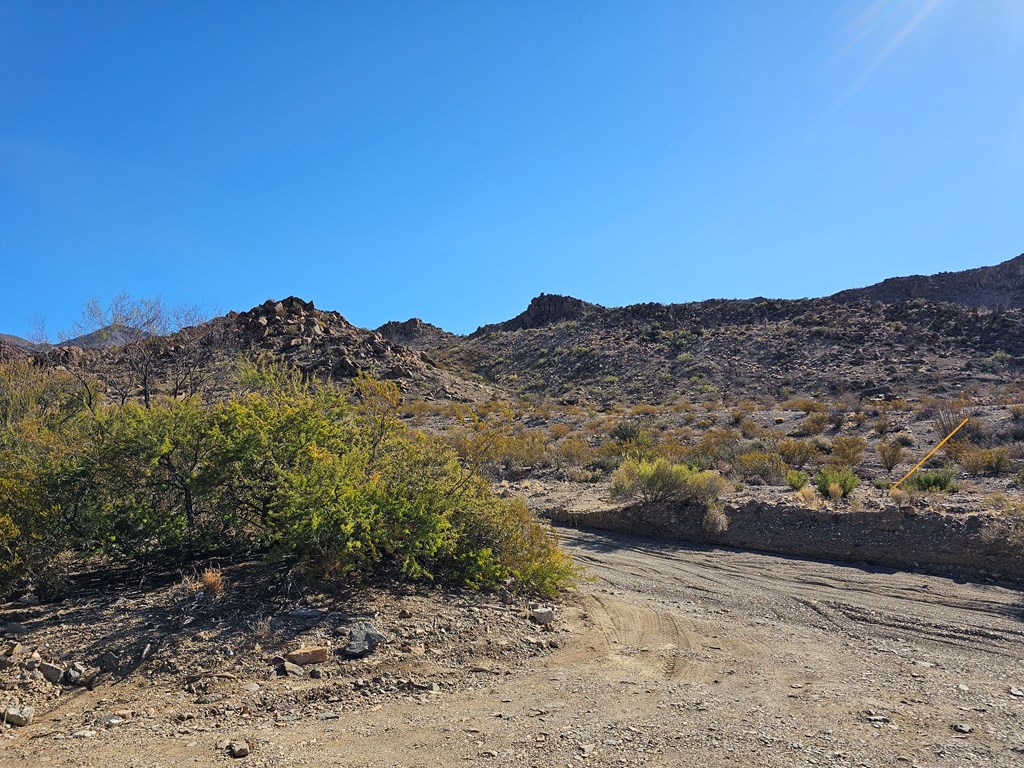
[4,527,1024,767]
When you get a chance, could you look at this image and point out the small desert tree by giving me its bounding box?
[56,293,210,407]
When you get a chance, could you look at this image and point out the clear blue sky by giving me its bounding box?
[2,1,1023,337]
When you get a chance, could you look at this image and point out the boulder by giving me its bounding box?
[2,704,34,726]
[343,622,385,658]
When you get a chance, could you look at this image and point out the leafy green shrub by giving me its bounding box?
[905,468,957,493]
[0,361,575,597]
[815,466,858,498]
[785,470,808,490]
[610,458,730,508]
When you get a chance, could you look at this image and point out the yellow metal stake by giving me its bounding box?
[891,417,970,491]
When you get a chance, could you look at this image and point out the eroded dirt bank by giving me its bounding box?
[4,526,1024,767]
[524,480,1024,578]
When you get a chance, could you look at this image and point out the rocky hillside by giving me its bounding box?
[35,297,495,403]
[832,253,1024,308]
[381,293,1024,405]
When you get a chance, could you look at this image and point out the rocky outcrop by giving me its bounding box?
[472,294,596,336]
[376,318,454,352]
[832,253,1024,308]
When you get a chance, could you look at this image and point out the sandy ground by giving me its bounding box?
[4,525,1024,767]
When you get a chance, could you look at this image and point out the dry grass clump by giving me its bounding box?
[702,505,730,534]
[793,485,821,509]
[200,567,225,599]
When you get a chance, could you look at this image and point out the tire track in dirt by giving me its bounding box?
[557,525,1024,658]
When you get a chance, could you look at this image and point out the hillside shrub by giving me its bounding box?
[830,436,867,467]
[0,361,575,597]
[785,469,809,491]
[905,467,957,493]
[777,438,817,470]
[959,446,1011,477]
[734,450,786,484]
[610,458,730,508]
[876,441,904,473]
[815,466,858,499]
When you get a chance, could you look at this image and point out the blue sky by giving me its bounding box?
[2,1,1023,337]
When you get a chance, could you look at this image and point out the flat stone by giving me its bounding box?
[3,622,28,635]
[196,693,225,705]
[285,646,329,665]
[280,661,305,677]
[228,740,250,758]
[2,705,34,726]
[288,607,323,620]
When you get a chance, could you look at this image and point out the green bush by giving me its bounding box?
[785,469,809,491]
[0,360,575,597]
[610,458,730,508]
[905,468,957,493]
[815,466,858,498]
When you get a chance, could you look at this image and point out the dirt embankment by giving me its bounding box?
[542,493,1024,579]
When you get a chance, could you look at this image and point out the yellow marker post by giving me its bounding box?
[891,417,970,491]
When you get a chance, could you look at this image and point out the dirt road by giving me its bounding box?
[5,526,1024,767]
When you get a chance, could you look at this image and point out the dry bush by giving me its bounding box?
[877,441,904,473]
[830,436,867,467]
[701,504,730,534]
[873,412,893,435]
[1007,404,1024,421]
[551,436,595,469]
[782,398,827,414]
[935,406,983,459]
[734,450,786,484]
[777,438,817,469]
[828,408,847,431]
[685,427,742,469]
[959,446,1011,477]
[737,416,764,439]
[799,411,829,436]
[547,423,572,440]
[888,488,908,505]
[984,492,1024,514]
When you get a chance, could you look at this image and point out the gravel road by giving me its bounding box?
[5,526,1023,767]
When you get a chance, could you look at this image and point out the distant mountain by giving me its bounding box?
[0,333,36,351]
[831,253,1024,308]
[6,254,1024,406]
